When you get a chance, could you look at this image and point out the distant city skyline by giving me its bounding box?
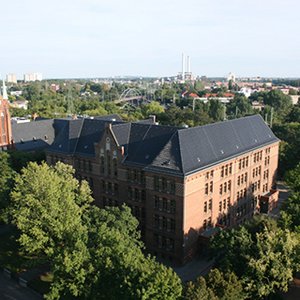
[2,0,300,79]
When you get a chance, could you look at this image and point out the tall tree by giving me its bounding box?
[9,162,182,299]
[210,216,299,298]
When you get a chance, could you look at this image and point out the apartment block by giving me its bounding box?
[44,114,279,264]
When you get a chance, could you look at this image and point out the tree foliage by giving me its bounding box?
[210,216,299,298]
[9,162,182,299]
[184,269,245,300]
[0,152,15,221]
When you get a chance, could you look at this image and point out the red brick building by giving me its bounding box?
[45,115,279,264]
[0,80,12,150]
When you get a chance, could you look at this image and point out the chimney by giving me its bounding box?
[149,114,156,124]
[182,53,185,80]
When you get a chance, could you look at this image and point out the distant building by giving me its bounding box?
[50,84,60,92]
[24,72,43,82]
[239,87,253,98]
[6,73,17,84]
[227,72,236,83]
[0,80,12,149]
[10,90,23,97]
[10,100,29,110]
[290,95,300,105]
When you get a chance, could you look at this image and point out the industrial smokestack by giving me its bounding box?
[182,53,185,80]
[187,56,191,73]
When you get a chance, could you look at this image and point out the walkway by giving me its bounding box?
[0,272,42,300]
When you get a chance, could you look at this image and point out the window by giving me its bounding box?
[228,180,231,191]
[209,199,212,210]
[141,190,146,201]
[100,156,104,174]
[209,181,213,193]
[221,166,224,177]
[204,201,207,213]
[107,151,111,175]
[170,180,176,194]
[134,188,139,201]
[219,184,223,195]
[170,219,175,231]
[162,178,167,191]
[205,183,209,195]
[225,165,228,176]
[154,196,159,209]
[154,176,159,190]
[219,201,222,212]
[170,200,176,213]
[113,158,118,177]
[128,187,133,199]
[208,217,212,227]
[163,198,168,210]
[229,163,232,174]
[114,183,118,195]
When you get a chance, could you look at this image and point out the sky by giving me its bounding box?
[2,0,300,79]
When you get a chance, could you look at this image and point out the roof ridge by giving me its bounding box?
[184,114,261,132]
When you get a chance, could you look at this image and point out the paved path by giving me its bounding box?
[0,273,42,300]
[173,257,214,282]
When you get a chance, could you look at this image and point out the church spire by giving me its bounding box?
[2,79,8,100]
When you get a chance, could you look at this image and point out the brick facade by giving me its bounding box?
[46,119,279,265]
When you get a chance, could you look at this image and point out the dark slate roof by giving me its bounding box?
[121,115,279,175]
[11,119,56,151]
[47,114,279,176]
[111,123,131,147]
[125,123,178,166]
[50,119,83,154]
[177,115,279,174]
[75,119,108,156]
